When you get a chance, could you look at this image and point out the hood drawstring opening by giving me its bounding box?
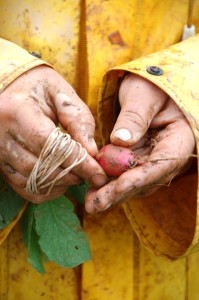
[182,0,196,40]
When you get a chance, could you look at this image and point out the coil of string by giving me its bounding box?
[26,127,87,195]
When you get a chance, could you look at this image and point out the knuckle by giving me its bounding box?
[120,110,148,131]
[67,119,95,134]
[0,98,14,119]
[1,163,16,175]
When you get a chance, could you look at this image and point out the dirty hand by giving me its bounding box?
[85,74,195,213]
[0,65,107,203]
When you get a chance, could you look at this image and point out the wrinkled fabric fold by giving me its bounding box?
[98,34,199,260]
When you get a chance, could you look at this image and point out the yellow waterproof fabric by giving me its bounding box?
[0,0,199,299]
[98,34,199,260]
[0,202,28,246]
[0,39,50,94]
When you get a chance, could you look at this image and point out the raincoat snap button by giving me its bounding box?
[29,51,42,59]
[146,66,163,76]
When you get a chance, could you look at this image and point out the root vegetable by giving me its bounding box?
[96,144,137,177]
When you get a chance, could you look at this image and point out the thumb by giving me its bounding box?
[48,70,98,156]
[110,74,168,146]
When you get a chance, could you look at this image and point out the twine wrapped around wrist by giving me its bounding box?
[26,127,87,195]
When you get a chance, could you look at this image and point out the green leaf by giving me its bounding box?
[21,204,45,273]
[35,195,91,268]
[0,179,25,229]
[67,181,89,204]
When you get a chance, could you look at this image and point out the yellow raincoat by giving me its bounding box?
[1,0,199,299]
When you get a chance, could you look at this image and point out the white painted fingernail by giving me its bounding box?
[114,128,132,141]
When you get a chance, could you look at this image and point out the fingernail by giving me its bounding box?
[114,128,132,141]
[91,174,107,187]
[88,137,98,154]
[103,202,113,211]
[133,131,143,142]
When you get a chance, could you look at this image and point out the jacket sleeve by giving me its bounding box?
[0,38,51,244]
[98,34,199,260]
[0,38,51,94]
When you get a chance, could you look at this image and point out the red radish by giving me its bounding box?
[96,144,137,177]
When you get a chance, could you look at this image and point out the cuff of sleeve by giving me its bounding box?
[0,38,51,94]
[98,34,199,260]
